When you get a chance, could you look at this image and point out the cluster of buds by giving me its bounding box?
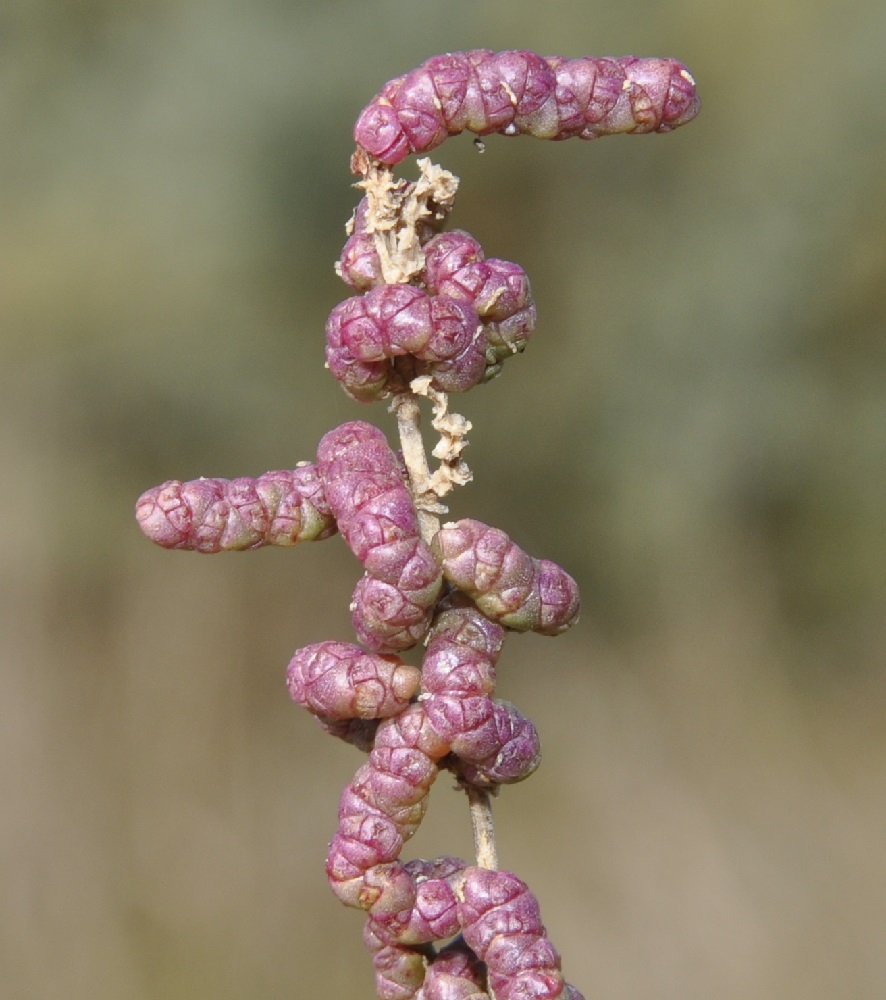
[136,49,699,999]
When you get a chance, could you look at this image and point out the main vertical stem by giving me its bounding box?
[391,393,439,544]
[391,391,498,871]
[467,785,498,870]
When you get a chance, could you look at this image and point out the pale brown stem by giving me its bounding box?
[390,392,441,544]
[467,784,498,871]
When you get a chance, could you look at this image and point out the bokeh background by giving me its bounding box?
[2,2,885,998]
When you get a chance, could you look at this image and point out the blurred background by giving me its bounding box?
[2,1,884,997]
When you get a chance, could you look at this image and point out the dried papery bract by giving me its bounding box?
[135,46,699,1000]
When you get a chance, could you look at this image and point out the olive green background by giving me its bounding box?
[2,2,884,998]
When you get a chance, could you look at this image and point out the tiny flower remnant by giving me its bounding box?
[136,46,699,1000]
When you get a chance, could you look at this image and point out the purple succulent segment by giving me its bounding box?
[468,259,533,324]
[458,701,541,786]
[339,231,385,292]
[317,422,443,652]
[457,868,577,1000]
[338,198,385,291]
[363,860,421,919]
[286,641,420,720]
[420,603,537,787]
[390,69,450,156]
[326,816,407,908]
[364,921,428,1000]
[325,286,486,401]
[135,465,336,553]
[488,969,567,1000]
[373,946,427,1000]
[464,50,552,135]
[535,559,582,634]
[354,94,412,165]
[354,51,700,166]
[421,599,504,697]
[368,856,466,947]
[326,703,452,913]
[361,747,438,837]
[351,572,440,653]
[418,941,489,1000]
[622,56,701,132]
[427,696,540,786]
[374,702,452,761]
[364,535,443,593]
[418,328,488,394]
[413,52,482,135]
[550,54,700,139]
[422,231,536,376]
[457,868,545,950]
[317,422,416,543]
[425,694,498,761]
[444,260,535,368]
[545,56,629,138]
[422,231,485,293]
[399,856,465,942]
[423,239,532,325]
[325,346,391,403]
[431,520,580,635]
[483,302,537,372]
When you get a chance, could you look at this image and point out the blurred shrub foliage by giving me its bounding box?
[1,2,884,999]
